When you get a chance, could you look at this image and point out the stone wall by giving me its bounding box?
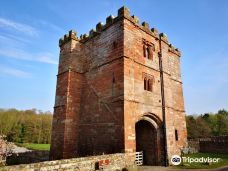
[2,153,136,171]
[50,8,125,160]
[199,136,228,154]
[122,7,187,163]
[188,136,228,154]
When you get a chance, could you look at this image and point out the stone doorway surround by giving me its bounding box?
[135,114,164,166]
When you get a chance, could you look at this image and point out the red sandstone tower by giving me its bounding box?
[50,7,187,166]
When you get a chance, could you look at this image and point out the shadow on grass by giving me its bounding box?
[6,150,49,165]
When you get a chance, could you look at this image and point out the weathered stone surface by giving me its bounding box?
[50,6,187,166]
[189,136,228,154]
[2,153,136,171]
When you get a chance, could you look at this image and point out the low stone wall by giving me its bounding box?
[189,136,228,154]
[199,136,228,154]
[1,152,137,171]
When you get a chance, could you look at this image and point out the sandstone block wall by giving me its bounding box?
[189,136,228,154]
[2,153,136,171]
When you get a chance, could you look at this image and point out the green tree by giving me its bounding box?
[186,109,228,139]
[0,108,53,144]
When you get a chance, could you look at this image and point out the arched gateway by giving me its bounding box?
[135,114,165,165]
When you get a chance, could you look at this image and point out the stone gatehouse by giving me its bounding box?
[50,6,187,166]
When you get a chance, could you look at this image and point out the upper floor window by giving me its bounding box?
[144,78,147,90]
[148,79,152,91]
[143,73,154,92]
[146,46,149,59]
[143,41,155,60]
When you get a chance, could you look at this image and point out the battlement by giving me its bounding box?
[59,6,180,56]
[159,33,180,56]
[59,30,78,47]
[168,43,181,56]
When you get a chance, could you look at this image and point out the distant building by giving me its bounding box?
[50,6,187,166]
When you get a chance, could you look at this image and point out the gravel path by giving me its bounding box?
[11,144,31,153]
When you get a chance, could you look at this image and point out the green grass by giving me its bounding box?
[15,143,50,151]
[174,153,228,169]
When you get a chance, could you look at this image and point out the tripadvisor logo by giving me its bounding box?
[170,155,221,165]
[182,157,220,163]
[171,155,182,165]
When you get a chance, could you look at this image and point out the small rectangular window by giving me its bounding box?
[175,129,178,141]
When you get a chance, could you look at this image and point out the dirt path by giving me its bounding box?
[11,144,31,153]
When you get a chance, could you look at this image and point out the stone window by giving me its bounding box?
[148,79,152,91]
[175,129,178,141]
[146,46,149,58]
[148,45,153,60]
[144,78,147,90]
[112,72,115,83]
[143,41,154,60]
[143,73,154,92]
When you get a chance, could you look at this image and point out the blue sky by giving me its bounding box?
[0,0,228,114]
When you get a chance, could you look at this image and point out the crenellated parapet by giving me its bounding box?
[159,33,168,43]
[168,44,181,56]
[59,6,181,56]
[59,30,78,47]
[159,33,181,56]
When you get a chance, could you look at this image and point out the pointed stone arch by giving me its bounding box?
[135,113,164,165]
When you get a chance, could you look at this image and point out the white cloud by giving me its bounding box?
[0,17,38,36]
[0,18,58,65]
[36,53,58,64]
[0,48,58,65]
[37,20,64,33]
[0,65,31,78]
[0,33,31,44]
[0,35,27,50]
[0,17,61,65]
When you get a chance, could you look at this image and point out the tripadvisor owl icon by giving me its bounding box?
[171,155,182,165]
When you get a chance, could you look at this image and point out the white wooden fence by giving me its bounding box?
[135,151,143,165]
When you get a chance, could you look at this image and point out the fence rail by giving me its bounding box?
[135,151,143,166]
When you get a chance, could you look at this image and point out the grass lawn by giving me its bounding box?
[174,152,228,169]
[16,143,50,151]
